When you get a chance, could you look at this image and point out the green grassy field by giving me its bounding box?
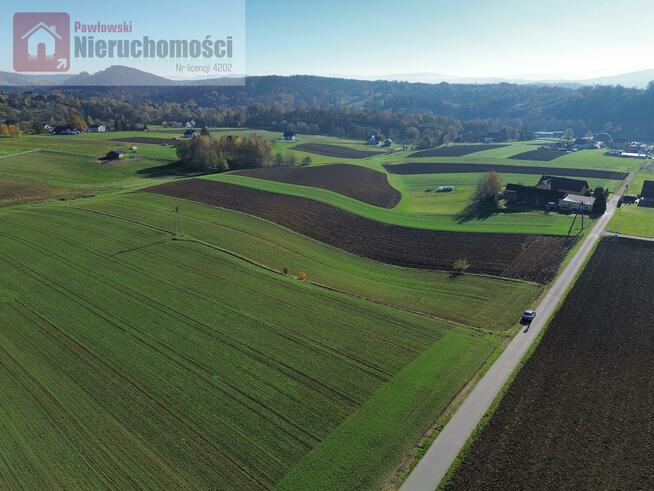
[608,204,654,238]
[391,172,620,215]
[1,134,631,235]
[0,148,176,204]
[607,167,654,238]
[0,132,619,489]
[74,192,540,330]
[197,138,631,235]
[207,172,582,235]
[0,202,500,489]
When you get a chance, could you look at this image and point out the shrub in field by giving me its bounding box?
[471,171,502,208]
[298,271,307,281]
[592,187,609,215]
[0,124,21,137]
[452,258,471,275]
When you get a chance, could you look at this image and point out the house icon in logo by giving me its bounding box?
[13,12,70,72]
[22,22,62,59]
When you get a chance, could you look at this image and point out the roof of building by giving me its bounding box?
[641,180,654,199]
[561,194,596,206]
[505,183,565,201]
[537,175,589,193]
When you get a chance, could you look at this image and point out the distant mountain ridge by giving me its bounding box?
[1,66,653,89]
[349,70,654,89]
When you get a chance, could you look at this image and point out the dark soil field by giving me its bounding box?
[148,179,575,283]
[408,145,508,158]
[235,164,401,208]
[508,149,566,161]
[292,143,384,159]
[446,237,654,490]
[384,162,628,180]
[111,137,177,145]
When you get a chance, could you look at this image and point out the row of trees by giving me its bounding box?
[0,91,531,146]
[5,76,654,141]
[176,132,273,172]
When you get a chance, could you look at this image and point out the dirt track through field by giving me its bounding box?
[147,179,575,283]
[384,162,628,180]
[235,164,401,208]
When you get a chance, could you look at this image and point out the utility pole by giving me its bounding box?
[173,206,184,240]
[580,205,584,231]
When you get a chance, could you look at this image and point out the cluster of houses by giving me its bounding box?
[538,136,604,153]
[367,135,393,147]
[164,120,196,129]
[48,123,148,135]
[534,131,565,140]
[504,175,597,213]
[606,142,652,160]
[283,131,297,141]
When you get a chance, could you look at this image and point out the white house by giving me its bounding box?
[21,22,61,58]
[88,124,106,133]
[559,194,596,213]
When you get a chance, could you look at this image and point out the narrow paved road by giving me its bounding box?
[401,176,633,491]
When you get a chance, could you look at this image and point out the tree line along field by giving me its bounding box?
[445,237,654,490]
[0,202,500,489]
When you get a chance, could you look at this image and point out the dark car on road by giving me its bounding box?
[521,310,537,323]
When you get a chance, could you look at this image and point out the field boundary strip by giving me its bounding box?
[0,149,40,160]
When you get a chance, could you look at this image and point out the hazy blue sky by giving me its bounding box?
[2,0,654,79]
[246,0,654,79]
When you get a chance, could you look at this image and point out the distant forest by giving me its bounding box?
[2,75,654,142]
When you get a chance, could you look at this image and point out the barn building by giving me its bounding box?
[559,194,596,213]
[536,176,590,196]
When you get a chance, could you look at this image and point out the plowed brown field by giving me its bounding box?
[147,179,575,283]
[446,237,654,490]
[235,164,401,208]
